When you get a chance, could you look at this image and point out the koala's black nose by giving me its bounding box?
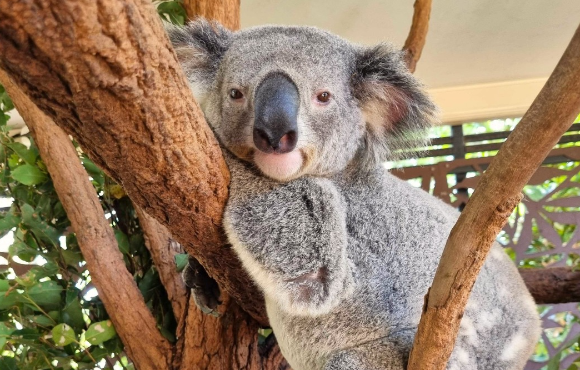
[253,72,299,154]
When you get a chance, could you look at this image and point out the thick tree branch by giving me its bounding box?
[0,0,267,325]
[0,68,173,369]
[520,267,580,305]
[403,0,433,73]
[177,295,288,369]
[182,0,240,30]
[407,23,580,370]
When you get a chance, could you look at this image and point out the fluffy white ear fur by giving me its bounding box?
[352,45,439,165]
[166,19,232,107]
[360,82,414,140]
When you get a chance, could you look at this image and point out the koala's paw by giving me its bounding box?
[182,256,222,316]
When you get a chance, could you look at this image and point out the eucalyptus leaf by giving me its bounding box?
[52,323,76,346]
[9,240,37,263]
[6,142,38,166]
[114,229,130,254]
[62,289,85,331]
[138,268,159,302]
[0,206,19,233]
[7,153,19,169]
[21,203,60,244]
[0,357,17,370]
[0,280,18,310]
[174,253,188,272]
[85,320,116,345]
[0,322,13,350]
[11,164,47,185]
[25,281,63,310]
[26,314,55,328]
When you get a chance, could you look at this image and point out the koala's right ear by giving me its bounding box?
[351,44,439,167]
[166,19,233,104]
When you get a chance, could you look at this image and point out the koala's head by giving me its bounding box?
[168,19,438,181]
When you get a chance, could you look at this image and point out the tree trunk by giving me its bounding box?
[182,0,240,30]
[0,0,267,324]
[0,0,292,368]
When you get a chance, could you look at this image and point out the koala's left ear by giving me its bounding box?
[351,44,439,166]
[166,18,233,104]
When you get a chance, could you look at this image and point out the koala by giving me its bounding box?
[168,19,542,370]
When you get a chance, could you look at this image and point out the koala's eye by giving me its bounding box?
[316,91,331,103]
[229,89,244,100]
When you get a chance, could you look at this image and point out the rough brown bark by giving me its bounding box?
[0,0,267,325]
[520,267,580,304]
[134,207,188,322]
[182,0,240,30]
[403,0,432,73]
[0,68,173,370]
[407,23,580,370]
[179,295,289,370]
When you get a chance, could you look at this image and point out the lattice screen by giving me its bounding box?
[392,144,580,369]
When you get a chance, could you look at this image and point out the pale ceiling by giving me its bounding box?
[241,0,580,90]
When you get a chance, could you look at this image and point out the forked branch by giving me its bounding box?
[407,23,580,370]
[0,0,267,325]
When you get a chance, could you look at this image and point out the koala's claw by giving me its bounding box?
[182,256,222,316]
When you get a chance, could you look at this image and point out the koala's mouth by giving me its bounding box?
[253,149,304,182]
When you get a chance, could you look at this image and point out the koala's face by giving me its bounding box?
[169,20,437,181]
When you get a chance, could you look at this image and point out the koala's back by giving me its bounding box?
[267,168,541,370]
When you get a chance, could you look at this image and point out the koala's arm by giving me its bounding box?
[222,152,350,313]
[324,334,413,370]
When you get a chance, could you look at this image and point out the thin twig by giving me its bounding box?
[403,0,433,73]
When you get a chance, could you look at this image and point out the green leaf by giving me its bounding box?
[85,320,117,345]
[6,142,38,166]
[10,328,41,341]
[129,233,145,254]
[62,289,85,331]
[0,206,20,233]
[26,262,59,281]
[0,357,17,370]
[114,229,130,254]
[0,322,13,350]
[547,352,561,370]
[138,268,159,302]
[11,164,47,185]
[0,280,18,310]
[81,156,102,178]
[21,203,60,244]
[62,249,83,267]
[157,1,186,25]
[7,153,19,169]
[81,156,104,186]
[0,86,14,111]
[25,280,63,310]
[9,240,38,263]
[174,253,188,272]
[26,314,55,328]
[52,323,76,346]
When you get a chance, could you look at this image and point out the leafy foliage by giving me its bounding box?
[0,2,187,368]
[0,82,174,370]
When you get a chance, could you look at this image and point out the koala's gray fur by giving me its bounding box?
[168,19,542,370]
